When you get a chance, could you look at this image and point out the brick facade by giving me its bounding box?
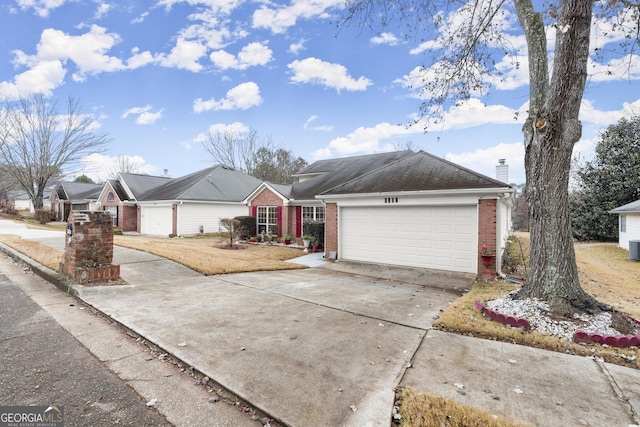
[99,187,137,232]
[60,211,120,284]
[323,202,338,259]
[478,199,498,278]
[247,188,295,238]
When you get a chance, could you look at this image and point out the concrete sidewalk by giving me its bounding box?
[2,219,640,426]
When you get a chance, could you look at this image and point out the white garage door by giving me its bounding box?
[340,205,477,273]
[140,206,172,236]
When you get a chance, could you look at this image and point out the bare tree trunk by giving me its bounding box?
[517,0,594,314]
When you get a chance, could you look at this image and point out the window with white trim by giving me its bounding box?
[104,205,118,226]
[257,206,278,235]
[302,206,325,223]
[621,215,626,233]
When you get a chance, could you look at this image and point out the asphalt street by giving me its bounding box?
[0,261,171,426]
[0,252,260,427]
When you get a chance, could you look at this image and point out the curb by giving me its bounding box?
[0,241,283,426]
[0,242,77,296]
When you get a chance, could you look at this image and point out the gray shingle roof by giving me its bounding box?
[265,182,293,199]
[610,199,640,213]
[106,179,130,201]
[139,165,262,202]
[57,181,103,201]
[118,173,172,200]
[291,150,414,200]
[321,151,511,195]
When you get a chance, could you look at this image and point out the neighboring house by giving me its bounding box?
[98,173,172,232]
[244,150,515,277]
[50,181,103,221]
[610,199,640,251]
[9,188,53,213]
[98,166,261,236]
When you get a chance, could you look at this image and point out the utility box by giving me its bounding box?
[630,240,640,262]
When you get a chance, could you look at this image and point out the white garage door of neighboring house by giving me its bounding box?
[140,205,172,236]
[340,205,477,274]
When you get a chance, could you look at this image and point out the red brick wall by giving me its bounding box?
[478,199,497,278]
[324,202,338,258]
[61,211,119,284]
[251,188,284,206]
[122,205,137,231]
[248,189,295,237]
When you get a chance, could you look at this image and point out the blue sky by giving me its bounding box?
[1,0,639,185]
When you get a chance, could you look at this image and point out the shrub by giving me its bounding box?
[34,208,55,224]
[113,229,123,235]
[220,218,241,247]
[235,216,256,240]
[303,221,324,249]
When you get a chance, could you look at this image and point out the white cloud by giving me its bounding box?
[209,41,273,70]
[588,54,640,82]
[193,121,250,143]
[0,24,166,98]
[371,32,399,46]
[252,0,343,34]
[0,60,66,99]
[432,98,524,130]
[445,143,526,184]
[288,57,372,92]
[316,98,524,159]
[158,37,207,72]
[16,0,66,17]
[193,82,262,112]
[94,2,111,19]
[157,0,243,15]
[317,122,417,159]
[77,153,156,182]
[579,98,640,126]
[304,115,333,131]
[121,105,163,125]
[12,25,126,83]
[126,48,156,69]
[131,12,149,24]
[289,39,306,55]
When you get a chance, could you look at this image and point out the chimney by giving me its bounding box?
[496,159,509,183]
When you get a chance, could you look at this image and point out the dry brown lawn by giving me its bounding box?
[113,234,306,275]
[434,232,640,369]
[575,242,640,318]
[0,234,64,270]
[0,230,307,275]
[399,387,531,427]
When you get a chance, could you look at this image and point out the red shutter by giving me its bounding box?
[252,206,258,235]
[276,206,282,237]
[296,206,302,237]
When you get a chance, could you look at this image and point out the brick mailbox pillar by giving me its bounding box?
[60,211,120,284]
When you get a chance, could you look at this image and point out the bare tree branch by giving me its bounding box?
[201,127,274,175]
[0,94,109,209]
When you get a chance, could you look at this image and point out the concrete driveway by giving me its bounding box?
[77,261,465,426]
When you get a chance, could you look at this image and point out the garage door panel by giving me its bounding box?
[141,206,172,236]
[341,205,477,274]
